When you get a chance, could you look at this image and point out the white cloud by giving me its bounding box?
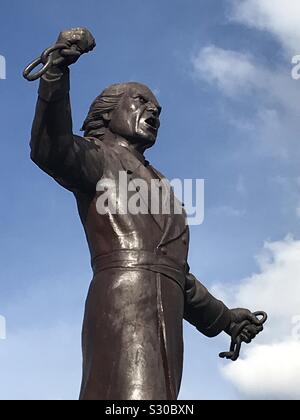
[192,44,299,110]
[230,0,300,54]
[192,46,260,96]
[192,41,300,159]
[213,236,300,400]
[222,340,300,400]
[191,1,300,161]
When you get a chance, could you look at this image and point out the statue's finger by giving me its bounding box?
[243,328,256,340]
[246,313,263,326]
[245,324,262,337]
[60,49,81,57]
[240,332,251,344]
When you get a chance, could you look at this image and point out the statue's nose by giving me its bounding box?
[147,102,159,117]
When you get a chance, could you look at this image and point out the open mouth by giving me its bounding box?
[144,117,159,130]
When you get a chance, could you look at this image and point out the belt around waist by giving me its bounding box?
[92,250,187,293]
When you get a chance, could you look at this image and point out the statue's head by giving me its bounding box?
[82,82,161,149]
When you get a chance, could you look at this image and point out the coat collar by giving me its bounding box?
[113,140,148,174]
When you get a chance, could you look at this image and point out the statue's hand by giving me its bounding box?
[52,27,96,68]
[225,308,264,344]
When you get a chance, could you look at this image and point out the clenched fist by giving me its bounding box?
[52,27,96,68]
[225,308,264,344]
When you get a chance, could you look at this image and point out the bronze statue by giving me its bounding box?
[24,28,267,400]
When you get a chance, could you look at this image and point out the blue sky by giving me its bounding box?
[1,0,300,400]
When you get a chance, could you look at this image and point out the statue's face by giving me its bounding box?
[109,83,161,148]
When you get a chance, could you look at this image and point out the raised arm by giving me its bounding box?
[29,28,100,193]
[30,66,73,173]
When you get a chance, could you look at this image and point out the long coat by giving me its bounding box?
[30,70,231,400]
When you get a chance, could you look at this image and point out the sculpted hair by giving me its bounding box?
[81,82,131,139]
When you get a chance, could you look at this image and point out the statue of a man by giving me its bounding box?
[29,28,264,400]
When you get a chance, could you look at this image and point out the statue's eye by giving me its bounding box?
[137,96,147,104]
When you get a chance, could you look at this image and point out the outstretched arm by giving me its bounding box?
[184,271,264,343]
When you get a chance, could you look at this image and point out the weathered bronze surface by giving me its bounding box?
[25,28,267,400]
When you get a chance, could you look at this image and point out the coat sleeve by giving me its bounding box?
[30,68,104,194]
[183,270,231,337]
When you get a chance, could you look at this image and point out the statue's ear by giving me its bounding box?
[102,111,113,124]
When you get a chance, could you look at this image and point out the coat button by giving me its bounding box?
[182,237,187,245]
[161,247,168,255]
[136,186,141,192]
